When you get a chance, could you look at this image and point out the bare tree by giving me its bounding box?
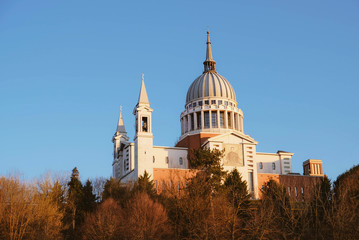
[0,175,63,240]
[81,198,123,240]
[123,192,172,240]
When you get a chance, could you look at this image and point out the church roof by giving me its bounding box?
[186,72,236,103]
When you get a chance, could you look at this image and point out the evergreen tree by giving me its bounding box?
[188,147,226,192]
[224,169,250,212]
[64,167,84,239]
[102,177,130,205]
[133,171,156,197]
[82,179,97,213]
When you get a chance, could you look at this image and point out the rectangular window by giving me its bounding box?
[301,187,304,201]
[219,111,224,128]
[204,111,210,128]
[196,112,201,129]
[218,100,223,105]
[212,111,217,128]
[224,101,228,106]
[198,101,203,106]
[284,161,290,165]
[192,102,196,107]
[211,100,216,105]
[227,112,232,128]
[248,172,254,192]
[142,117,148,132]
[204,100,209,105]
[190,113,194,131]
[288,187,291,196]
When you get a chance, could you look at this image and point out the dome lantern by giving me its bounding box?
[203,31,216,73]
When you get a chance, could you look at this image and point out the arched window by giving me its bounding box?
[179,157,183,165]
[272,162,276,170]
[142,117,148,132]
[259,162,263,169]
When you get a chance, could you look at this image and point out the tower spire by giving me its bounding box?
[116,106,127,134]
[203,31,216,73]
[137,74,149,105]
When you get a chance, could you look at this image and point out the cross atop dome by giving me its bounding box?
[203,31,216,73]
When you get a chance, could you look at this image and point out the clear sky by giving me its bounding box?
[1,0,358,182]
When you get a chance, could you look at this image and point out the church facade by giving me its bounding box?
[112,32,323,200]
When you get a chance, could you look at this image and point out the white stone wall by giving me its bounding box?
[203,132,259,199]
[152,146,188,170]
[135,134,154,180]
[256,152,293,175]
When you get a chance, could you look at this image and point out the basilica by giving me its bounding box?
[112,32,323,199]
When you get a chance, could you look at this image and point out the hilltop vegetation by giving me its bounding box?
[0,149,358,240]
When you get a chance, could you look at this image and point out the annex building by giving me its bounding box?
[112,32,324,200]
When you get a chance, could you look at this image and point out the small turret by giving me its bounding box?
[112,107,129,179]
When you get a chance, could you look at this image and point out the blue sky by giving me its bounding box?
[0,0,358,182]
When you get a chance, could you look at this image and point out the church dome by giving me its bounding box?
[185,31,237,105]
[179,32,244,139]
[186,72,236,104]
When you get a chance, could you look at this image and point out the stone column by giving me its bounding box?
[240,116,244,132]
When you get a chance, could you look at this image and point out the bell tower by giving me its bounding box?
[133,75,154,179]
